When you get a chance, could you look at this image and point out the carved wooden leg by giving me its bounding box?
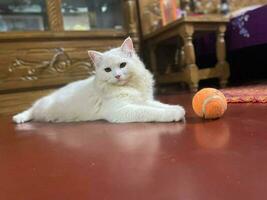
[179,24,199,92]
[174,46,185,68]
[46,0,64,32]
[216,25,230,88]
[180,46,185,68]
[124,0,140,51]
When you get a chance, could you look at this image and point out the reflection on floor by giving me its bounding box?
[0,93,267,200]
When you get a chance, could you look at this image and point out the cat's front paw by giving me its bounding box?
[168,107,185,122]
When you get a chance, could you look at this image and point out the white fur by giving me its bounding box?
[13,37,185,124]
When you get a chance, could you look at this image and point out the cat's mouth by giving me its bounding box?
[116,79,128,85]
[111,74,132,86]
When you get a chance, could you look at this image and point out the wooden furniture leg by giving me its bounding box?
[216,25,230,88]
[179,24,199,91]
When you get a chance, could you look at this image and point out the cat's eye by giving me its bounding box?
[104,67,112,72]
[120,62,127,68]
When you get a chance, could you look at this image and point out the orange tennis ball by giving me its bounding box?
[192,88,227,119]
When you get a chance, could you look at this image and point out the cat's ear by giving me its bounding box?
[88,50,103,66]
[120,37,134,57]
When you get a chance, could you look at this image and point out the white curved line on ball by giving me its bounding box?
[202,95,225,117]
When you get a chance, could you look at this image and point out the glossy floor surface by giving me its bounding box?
[1,93,267,200]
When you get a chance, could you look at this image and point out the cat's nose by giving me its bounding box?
[115,75,121,79]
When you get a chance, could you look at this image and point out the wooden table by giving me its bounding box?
[144,15,230,91]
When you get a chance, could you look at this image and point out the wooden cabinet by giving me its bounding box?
[0,0,140,116]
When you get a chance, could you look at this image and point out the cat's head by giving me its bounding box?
[88,37,143,85]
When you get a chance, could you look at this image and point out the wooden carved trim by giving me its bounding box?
[8,48,94,81]
[124,0,140,52]
[46,0,64,31]
[124,0,139,38]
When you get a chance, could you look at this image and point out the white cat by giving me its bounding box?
[13,37,185,123]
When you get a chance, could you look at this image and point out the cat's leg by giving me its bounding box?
[147,100,185,111]
[13,108,33,123]
[13,96,56,123]
[146,100,185,121]
[104,104,184,123]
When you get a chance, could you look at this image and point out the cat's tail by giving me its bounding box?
[12,108,33,124]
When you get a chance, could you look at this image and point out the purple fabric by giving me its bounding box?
[227,4,267,50]
[195,5,267,54]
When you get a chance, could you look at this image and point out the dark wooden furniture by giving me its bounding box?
[0,0,140,116]
[143,15,230,91]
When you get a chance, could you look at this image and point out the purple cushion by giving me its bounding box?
[227,4,267,50]
[194,5,267,55]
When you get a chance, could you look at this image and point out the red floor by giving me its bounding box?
[0,93,267,200]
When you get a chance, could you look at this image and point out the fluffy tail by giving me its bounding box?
[13,108,33,124]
